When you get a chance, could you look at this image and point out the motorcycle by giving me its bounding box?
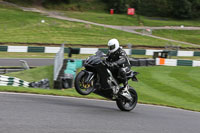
[74,51,139,111]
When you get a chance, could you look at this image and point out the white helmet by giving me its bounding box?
[107,38,120,53]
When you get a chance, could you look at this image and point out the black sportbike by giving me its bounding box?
[74,51,139,111]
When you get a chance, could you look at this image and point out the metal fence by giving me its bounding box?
[54,44,64,81]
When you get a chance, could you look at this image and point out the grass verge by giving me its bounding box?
[0,86,105,100]
[132,66,200,112]
[1,52,200,61]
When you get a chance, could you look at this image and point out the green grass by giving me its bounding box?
[63,11,140,26]
[62,11,200,27]
[2,65,200,111]
[152,30,200,45]
[0,4,192,47]
[132,66,200,111]
[140,16,200,27]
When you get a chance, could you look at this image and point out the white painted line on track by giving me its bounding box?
[0,92,199,113]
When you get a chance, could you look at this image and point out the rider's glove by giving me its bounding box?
[103,60,118,68]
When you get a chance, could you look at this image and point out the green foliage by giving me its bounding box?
[103,0,132,13]
[189,0,200,18]
[104,0,200,19]
[132,0,200,19]
[44,0,70,4]
[43,0,107,11]
[5,0,34,6]
[132,0,173,17]
[172,0,192,19]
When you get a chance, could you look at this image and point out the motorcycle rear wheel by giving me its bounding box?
[116,87,138,111]
[74,71,95,95]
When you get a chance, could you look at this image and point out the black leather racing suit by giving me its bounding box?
[106,48,131,87]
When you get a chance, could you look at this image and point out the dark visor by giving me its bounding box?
[109,45,115,50]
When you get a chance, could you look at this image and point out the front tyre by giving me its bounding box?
[116,87,138,111]
[74,70,95,95]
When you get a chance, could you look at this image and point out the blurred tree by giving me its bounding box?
[4,0,200,19]
[103,0,132,13]
[172,0,192,19]
[189,0,200,18]
[44,0,70,4]
[129,0,200,19]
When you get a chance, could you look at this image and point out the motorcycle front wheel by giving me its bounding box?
[74,70,95,95]
[116,87,138,111]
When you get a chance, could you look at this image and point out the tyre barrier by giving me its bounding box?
[61,59,83,89]
[0,75,50,89]
[156,58,200,67]
[129,58,156,66]
[29,79,50,89]
[1,45,200,57]
[0,75,30,87]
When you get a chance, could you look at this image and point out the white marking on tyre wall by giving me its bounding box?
[8,46,28,52]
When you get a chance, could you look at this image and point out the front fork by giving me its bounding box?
[82,70,94,84]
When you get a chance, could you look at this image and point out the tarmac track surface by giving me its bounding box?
[0,58,54,66]
[0,92,199,133]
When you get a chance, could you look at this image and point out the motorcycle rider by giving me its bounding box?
[105,38,132,96]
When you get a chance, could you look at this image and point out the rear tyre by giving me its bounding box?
[74,71,94,95]
[116,87,138,111]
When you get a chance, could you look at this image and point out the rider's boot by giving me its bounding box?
[120,83,133,101]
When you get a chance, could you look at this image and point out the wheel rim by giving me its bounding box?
[122,90,137,108]
[79,77,94,93]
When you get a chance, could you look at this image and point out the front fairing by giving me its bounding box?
[84,50,106,67]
